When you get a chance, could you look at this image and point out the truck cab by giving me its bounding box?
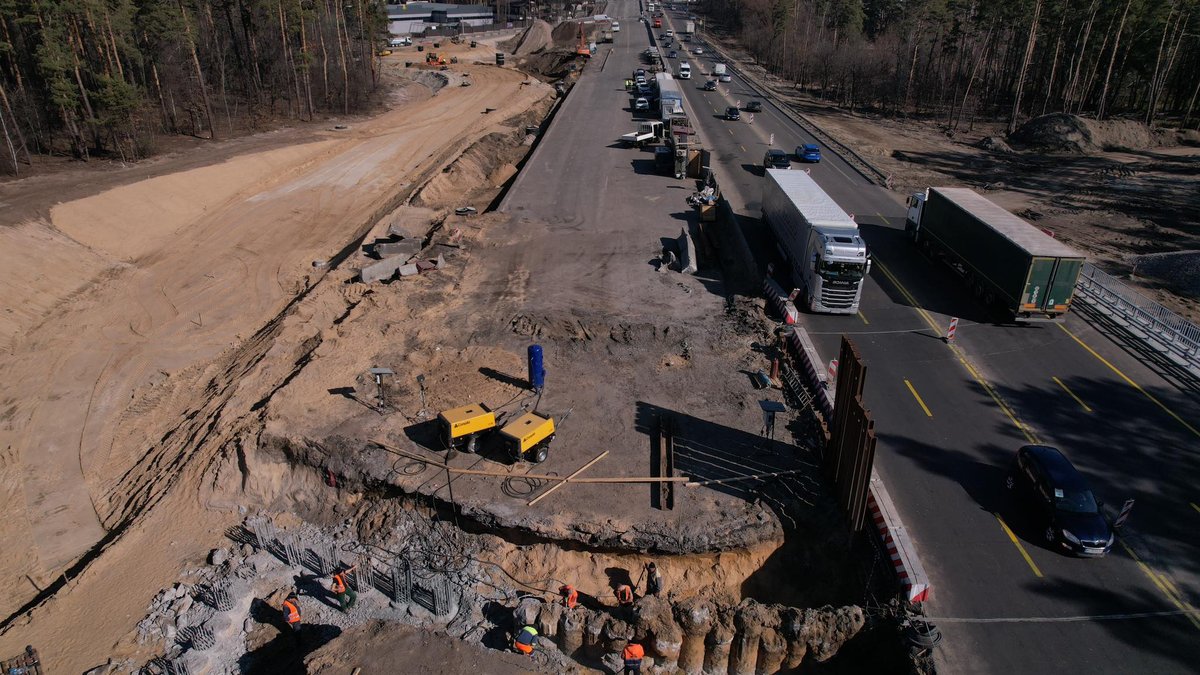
[761,169,870,314]
[678,62,691,79]
[905,189,928,239]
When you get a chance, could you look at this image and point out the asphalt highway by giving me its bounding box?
[510,1,1200,671]
[652,5,1200,673]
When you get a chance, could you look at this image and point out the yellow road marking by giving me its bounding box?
[870,254,941,334]
[871,248,1038,444]
[1056,324,1200,439]
[874,219,1197,629]
[904,379,933,417]
[1052,376,1093,413]
[995,514,1043,577]
[1119,539,1200,631]
[857,311,869,325]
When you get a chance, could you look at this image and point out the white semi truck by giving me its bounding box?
[761,169,870,314]
[656,72,685,120]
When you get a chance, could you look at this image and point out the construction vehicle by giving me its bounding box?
[575,23,591,57]
[425,51,446,66]
[621,120,666,147]
[906,188,1086,321]
[438,404,497,453]
[762,169,871,314]
[499,412,555,463]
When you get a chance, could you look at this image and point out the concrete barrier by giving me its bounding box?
[762,277,798,324]
[785,323,931,604]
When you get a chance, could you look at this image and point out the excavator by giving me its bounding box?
[575,23,592,57]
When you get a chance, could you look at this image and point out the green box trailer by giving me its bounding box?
[905,188,1085,321]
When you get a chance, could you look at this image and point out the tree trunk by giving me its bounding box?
[1097,0,1132,120]
[1008,0,1042,135]
[177,0,216,138]
[299,11,314,120]
[954,25,993,131]
[0,81,32,166]
[1144,5,1176,125]
[335,0,351,114]
[1042,10,1066,115]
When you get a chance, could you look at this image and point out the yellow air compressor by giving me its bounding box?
[498,412,555,463]
[437,403,497,453]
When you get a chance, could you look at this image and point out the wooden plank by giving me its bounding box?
[527,450,609,506]
[372,439,689,483]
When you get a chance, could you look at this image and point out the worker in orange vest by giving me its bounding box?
[330,565,357,611]
[282,592,302,641]
[615,584,634,606]
[513,624,538,655]
[559,584,578,609]
[622,642,646,673]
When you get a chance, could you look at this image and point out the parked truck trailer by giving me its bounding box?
[762,169,870,314]
[905,188,1085,321]
[656,72,685,121]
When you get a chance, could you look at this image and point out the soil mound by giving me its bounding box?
[551,20,586,47]
[1011,113,1176,153]
[503,19,553,56]
[1010,114,1099,153]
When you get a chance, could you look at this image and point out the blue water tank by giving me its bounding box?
[527,344,545,391]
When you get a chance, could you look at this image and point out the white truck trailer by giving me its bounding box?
[656,72,685,121]
[761,169,870,314]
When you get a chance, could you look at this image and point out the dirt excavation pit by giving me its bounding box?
[124,465,898,673]
[0,24,915,674]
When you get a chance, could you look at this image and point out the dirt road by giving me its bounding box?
[0,47,552,669]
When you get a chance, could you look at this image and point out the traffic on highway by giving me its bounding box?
[616,1,1200,672]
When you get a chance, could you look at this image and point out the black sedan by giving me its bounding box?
[1006,444,1113,557]
[762,149,790,169]
[702,80,717,91]
[744,100,763,112]
[724,106,740,121]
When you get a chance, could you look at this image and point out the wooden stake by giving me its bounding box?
[527,450,608,506]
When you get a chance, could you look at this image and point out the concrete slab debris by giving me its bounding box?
[361,257,408,283]
[678,226,697,275]
[373,239,423,259]
[385,206,439,239]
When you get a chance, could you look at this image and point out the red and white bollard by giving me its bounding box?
[827,359,839,384]
[945,317,959,342]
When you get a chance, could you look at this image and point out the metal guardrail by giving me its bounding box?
[1075,263,1200,369]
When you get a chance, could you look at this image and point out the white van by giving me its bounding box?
[678,62,691,79]
[612,21,621,32]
